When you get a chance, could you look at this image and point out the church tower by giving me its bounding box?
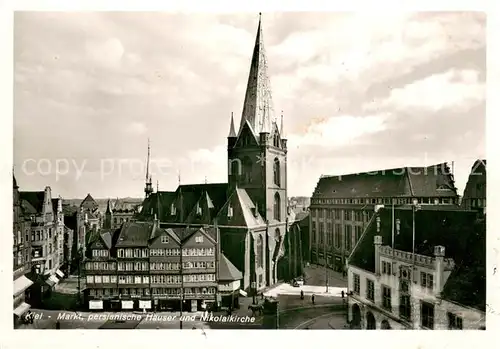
[227,13,288,224]
[144,139,153,199]
[104,199,113,229]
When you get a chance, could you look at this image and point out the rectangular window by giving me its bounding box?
[135,276,142,284]
[344,225,352,251]
[344,210,351,221]
[102,275,110,283]
[382,286,392,312]
[400,294,412,320]
[353,273,360,295]
[334,210,341,220]
[142,249,148,257]
[335,224,342,249]
[110,275,117,283]
[86,275,94,284]
[161,236,169,244]
[421,272,434,289]
[421,302,434,329]
[447,312,463,330]
[125,249,133,258]
[117,249,124,258]
[94,275,102,283]
[195,236,204,243]
[143,275,149,284]
[126,275,133,284]
[382,261,392,275]
[355,225,362,243]
[366,279,374,301]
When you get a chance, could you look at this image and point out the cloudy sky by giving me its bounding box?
[13,12,485,199]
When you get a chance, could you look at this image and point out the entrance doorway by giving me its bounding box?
[351,304,361,329]
[366,311,376,329]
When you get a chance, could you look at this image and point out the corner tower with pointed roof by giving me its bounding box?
[227,13,288,286]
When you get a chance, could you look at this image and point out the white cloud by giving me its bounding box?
[85,38,125,69]
[125,122,147,135]
[288,114,389,148]
[367,69,485,112]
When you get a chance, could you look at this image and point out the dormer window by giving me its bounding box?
[196,203,202,216]
[161,236,169,244]
[227,204,233,218]
[195,236,203,243]
[170,203,176,216]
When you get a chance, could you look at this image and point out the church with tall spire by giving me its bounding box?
[138,14,300,291]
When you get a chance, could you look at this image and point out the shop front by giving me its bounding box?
[89,300,103,311]
[139,300,152,311]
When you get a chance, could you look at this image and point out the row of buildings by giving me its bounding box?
[13,176,74,324]
[306,160,486,329]
[84,219,243,311]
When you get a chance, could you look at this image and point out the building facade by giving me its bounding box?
[13,176,34,323]
[137,15,301,293]
[84,221,242,312]
[347,206,486,330]
[461,159,486,214]
[309,164,459,273]
[76,193,101,256]
[19,186,66,302]
[104,199,139,230]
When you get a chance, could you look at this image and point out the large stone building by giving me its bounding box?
[138,15,301,292]
[13,176,34,324]
[461,159,486,214]
[104,198,139,230]
[346,206,485,330]
[309,164,459,273]
[84,221,242,312]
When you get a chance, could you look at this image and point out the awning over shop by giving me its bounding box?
[139,300,151,309]
[122,300,134,309]
[56,269,64,278]
[46,274,59,287]
[13,275,34,297]
[239,289,247,297]
[89,300,103,310]
[13,302,31,317]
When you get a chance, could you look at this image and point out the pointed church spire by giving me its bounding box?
[238,13,275,137]
[106,199,112,214]
[145,138,153,198]
[228,112,236,138]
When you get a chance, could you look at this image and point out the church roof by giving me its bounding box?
[219,254,243,281]
[312,163,458,199]
[238,14,275,137]
[215,187,266,228]
[349,207,485,311]
[115,221,155,247]
[19,191,45,213]
[462,159,486,201]
[80,193,99,210]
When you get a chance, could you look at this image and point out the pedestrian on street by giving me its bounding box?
[341,290,345,298]
[55,320,61,329]
[300,290,304,300]
[311,294,315,305]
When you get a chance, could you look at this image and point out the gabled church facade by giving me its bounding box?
[138,15,297,292]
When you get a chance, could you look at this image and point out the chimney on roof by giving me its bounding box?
[434,246,445,295]
[374,235,382,275]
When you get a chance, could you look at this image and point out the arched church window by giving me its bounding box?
[243,156,253,184]
[273,158,280,186]
[230,159,240,177]
[274,192,281,221]
[257,235,264,268]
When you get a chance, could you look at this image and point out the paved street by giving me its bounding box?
[18,267,348,330]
